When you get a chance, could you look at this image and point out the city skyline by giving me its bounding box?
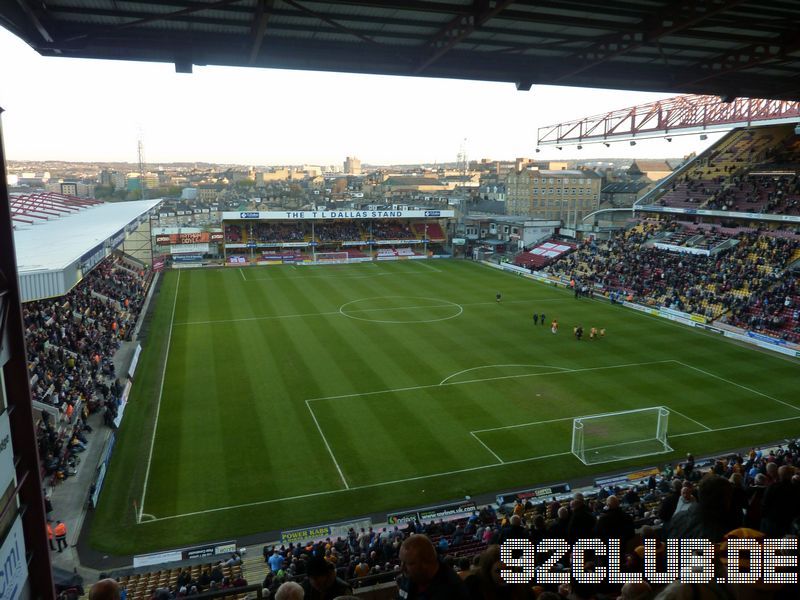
[0,26,723,166]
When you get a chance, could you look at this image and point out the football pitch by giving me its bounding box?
[91,260,800,555]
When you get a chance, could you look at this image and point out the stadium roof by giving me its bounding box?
[13,199,160,273]
[2,1,800,100]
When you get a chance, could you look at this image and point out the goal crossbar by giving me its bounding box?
[571,406,672,466]
[314,251,350,264]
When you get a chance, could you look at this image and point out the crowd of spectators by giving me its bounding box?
[545,220,800,321]
[224,224,242,243]
[728,273,800,343]
[243,438,800,599]
[315,222,363,242]
[372,221,414,240]
[701,174,800,215]
[255,223,307,242]
[25,255,151,483]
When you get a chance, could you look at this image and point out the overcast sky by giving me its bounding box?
[0,26,723,167]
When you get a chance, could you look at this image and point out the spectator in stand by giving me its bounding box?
[498,515,529,544]
[760,465,799,536]
[657,479,684,523]
[665,474,736,543]
[547,507,571,540]
[465,545,535,600]
[302,555,352,600]
[89,579,120,600]
[594,496,635,550]
[671,485,696,516]
[275,581,304,600]
[566,497,596,544]
[396,534,469,599]
[269,548,285,572]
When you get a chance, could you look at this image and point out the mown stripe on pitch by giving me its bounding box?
[254,279,346,491]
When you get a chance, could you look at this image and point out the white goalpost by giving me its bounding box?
[571,406,671,466]
[313,251,350,264]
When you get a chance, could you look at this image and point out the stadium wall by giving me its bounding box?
[18,264,75,302]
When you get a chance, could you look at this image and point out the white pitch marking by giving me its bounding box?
[139,270,180,522]
[176,310,342,326]
[141,406,800,524]
[414,261,442,273]
[140,450,573,523]
[672,360,800,413]
[175,297,561,326]
[667,407,712,431]
[239,268,247,281]
[306,359,675,404]
[305,400,349,490]
[339,296,464,324]
[470,431,504,464]
[440,363,572,386]
[472,414,577,435]
[671,414,800,438]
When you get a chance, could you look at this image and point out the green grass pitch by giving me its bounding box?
[90,260,800,555]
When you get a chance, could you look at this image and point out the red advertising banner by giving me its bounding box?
[156,232,223,245]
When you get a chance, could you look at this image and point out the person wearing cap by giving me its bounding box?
[396,534,469,599]
[302,555,351,600]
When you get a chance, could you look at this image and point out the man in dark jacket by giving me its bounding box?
[594,496,635,550]
[760,465,800,536]
[396,534,469,599]
[498,515,529,544]
[303,555,352,600]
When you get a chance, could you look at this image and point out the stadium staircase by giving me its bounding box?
[240,551,265,589]
[787,248,800,271]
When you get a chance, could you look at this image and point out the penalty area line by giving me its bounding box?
[671,360,800,413]
[470,431,504,464]
[305,400,349,490]
[666,407,711,431]
[671,414,800,438]
[139,450,573,523]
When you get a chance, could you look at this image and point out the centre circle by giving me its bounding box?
[339,296,463,324]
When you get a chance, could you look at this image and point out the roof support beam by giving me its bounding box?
[414,0,515,75]
[553,0,747,82]
[64,0,247,43]
[679,30,800,87]
[12,0,54,43]
[249,0,275,64]
[281,0,377,44]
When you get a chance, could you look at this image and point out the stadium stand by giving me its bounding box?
[544,221,800,324]
[26,254,152,484]
[128,436,799,600]
[411,222,446,241]
[117,559,248,600]
[371,221,415,240]
[224,224,242,243]
[654,125,800,215]
[315,221,364,242]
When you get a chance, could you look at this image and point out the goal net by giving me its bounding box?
[571,407,671,466]
[314,252,350,264]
